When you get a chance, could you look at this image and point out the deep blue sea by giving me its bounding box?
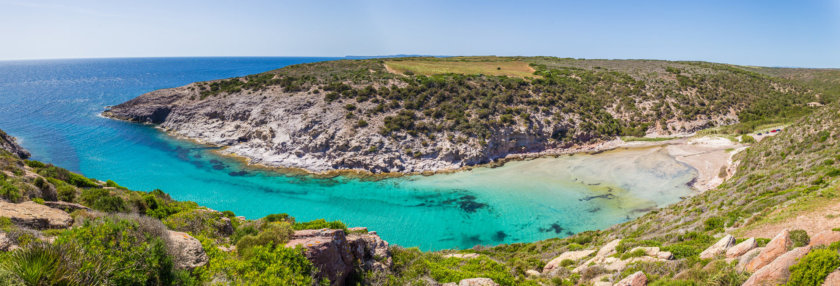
[0,57,695,250]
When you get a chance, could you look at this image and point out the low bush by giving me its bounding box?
[235,222,294,256]
[786,249,840,285]
[789,229,810,247]
[293,218,346,231]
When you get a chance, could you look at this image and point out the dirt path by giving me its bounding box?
[739,200,840,238]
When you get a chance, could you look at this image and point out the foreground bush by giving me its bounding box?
[786,249,840,286]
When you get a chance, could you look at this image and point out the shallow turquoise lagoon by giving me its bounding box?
[0,58,695,250]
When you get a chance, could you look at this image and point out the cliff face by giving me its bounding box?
[0,129,29,159]
[104,57,816,174]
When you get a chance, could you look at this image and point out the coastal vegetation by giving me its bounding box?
[9,57,840,285]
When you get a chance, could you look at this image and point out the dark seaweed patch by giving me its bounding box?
[539,223,565,234]
[492,231,507,241]
[228,171,249,176]
[442,194,488,213]
[586,207,601,213]
[461,234,483,246]
[579,193,615,201]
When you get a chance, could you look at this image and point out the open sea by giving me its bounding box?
[0,57,695,250]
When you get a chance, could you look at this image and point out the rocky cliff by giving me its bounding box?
[0,129,29,159]
[104,57,818,174]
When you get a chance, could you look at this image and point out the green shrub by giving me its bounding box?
[54,215,174,285]
[790,229,810,247]
[263,213,292,223]
[141,190,197,219]
[703,217,725,232]
[620,249,647,260]
[786,249,840,285]
[0,180,21,203]
[163,209,231,237]
[80,188,125,212]
[236,222,294,256]
[0,243,72,285]
[24,160,45,168]
[293,218,346,231]
[105,180,127,190]
[740,135,757,144]
[0,267,25,286]
[32,198,44,204]
[56,185,75,202]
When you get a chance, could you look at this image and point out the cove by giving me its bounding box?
[0,58,695,250]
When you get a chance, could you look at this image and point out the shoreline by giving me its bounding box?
[103,111,744,190]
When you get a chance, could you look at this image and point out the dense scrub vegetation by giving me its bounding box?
[0,150,348,285]
[189,56,825,145]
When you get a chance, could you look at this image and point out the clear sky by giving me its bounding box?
[2,0,839,67]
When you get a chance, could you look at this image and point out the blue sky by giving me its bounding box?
[1,0,839,67]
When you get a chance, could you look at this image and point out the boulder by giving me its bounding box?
[823,270,840,286]
[596,239,621,259]
[167,230,208,270]
[458,278,499,286]
[43,201,91,213]
[525,269,541,277]
[726,238,756,258]
[737,247,764,272]
[286,229,354,285]
[573,239,621,272]
[347,231,393,273]
[699,234,736,259]
[0,232,17,251]
[743,246,811,286]
[616,271,647,286]
[347,227,367,233]
[746,230,792,272]
[627,246,674,260]
[809,230,840,247]
[0,130,30,159]
[543,249,595,273]
[0,201,73,229]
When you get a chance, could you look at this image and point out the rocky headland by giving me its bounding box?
[103,57,816,175]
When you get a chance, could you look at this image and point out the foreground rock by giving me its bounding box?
[743,246,811,286]
[808,230,840,247]
[0,201,73,229]
[824,270,840,286]
[286,228,392,285]
[167,230,208,270]
[616,271,647,286]
[0,129,29,159]
[746,230,791,272]
[43,201,92,213]
[0,232,17,251]
[543,249,595,273]
[726,237,756,258]
[348,230,393,272]
[699,234,735,259]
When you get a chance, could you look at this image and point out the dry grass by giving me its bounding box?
[384,59,536,78]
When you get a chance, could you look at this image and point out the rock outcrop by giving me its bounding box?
[743,246,811,286]
[824,270,840,286]
[167,230,208,270]
[809,230,840,247]
[43,201,92,213]
[0,201,73,229]
[0,232,17,251]
[699,234,735,259]
[725,237,756,258]
[543,249,595,273]
[746,230,792,272]
[0,129,29,159]
[616,271,647,286]
[286,228,392,285]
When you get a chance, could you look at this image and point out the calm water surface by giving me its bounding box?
[0,58,695,250]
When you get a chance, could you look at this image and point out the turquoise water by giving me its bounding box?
[0,58,695,250]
